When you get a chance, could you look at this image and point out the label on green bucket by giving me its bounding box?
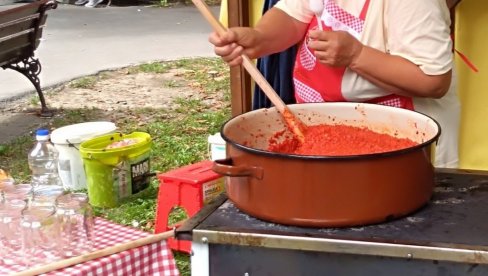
[113,161,130,199]
[131,158,150,194]
[112,154,150,202]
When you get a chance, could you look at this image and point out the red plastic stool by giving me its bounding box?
[154,160,224,253]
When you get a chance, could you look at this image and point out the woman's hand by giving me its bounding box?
[208,27,260,66]
[308,30,364,67]
[208,8,308,67]
[309,30,451,98]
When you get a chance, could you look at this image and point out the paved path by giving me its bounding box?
[0,4,219,101]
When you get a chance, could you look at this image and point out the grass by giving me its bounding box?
[29,96,39,106]
[0,57,231,276]
[70,76,98,89]
[133,62,171,74]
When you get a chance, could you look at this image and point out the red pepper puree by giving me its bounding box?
[268,124,418,156]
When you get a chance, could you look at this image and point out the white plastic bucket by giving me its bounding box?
[207,133,226,161]
[51,122,117,190]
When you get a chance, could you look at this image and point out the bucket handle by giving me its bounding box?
[212,158,264,180]
[66,139,80,151]
[67,132,126,151]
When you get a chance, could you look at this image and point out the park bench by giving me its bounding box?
[0,0,57,117]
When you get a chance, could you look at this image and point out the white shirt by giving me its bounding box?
[275,0,459,167]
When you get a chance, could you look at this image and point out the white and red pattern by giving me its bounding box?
[294,78,324,102]
[322,0,364,38]
[299,41,316,71]
[0,218,179,276]
[375,97,403,108]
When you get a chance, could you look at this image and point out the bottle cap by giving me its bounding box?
[36,129,49,136]
[35,129,50,141]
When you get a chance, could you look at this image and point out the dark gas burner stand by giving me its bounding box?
[177,169,488,275]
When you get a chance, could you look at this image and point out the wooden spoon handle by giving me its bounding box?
[240,55,288,114]
[192,0,287,112]
[192,0,306,142]
[15,230,175,276]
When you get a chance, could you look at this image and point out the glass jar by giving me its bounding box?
[55,193,94,257]
[0,199,26,265]
[2,183,33,204]
[30,185,64,207]
[21,205,61,267]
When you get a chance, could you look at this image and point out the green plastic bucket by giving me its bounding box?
[80,132,152,208]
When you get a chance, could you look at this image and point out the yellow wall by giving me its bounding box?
[456,0,488,170]
[219,0,265,27]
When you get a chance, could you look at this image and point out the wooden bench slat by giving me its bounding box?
[0,23,44,43]
[0,27,36,44]
[0,26,44,50]
[0,14,40,29]
[0,47,31,67]
[0,1,46,24]
[0,43,34,62]
[0,14,47,37]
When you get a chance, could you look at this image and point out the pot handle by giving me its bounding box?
[212,158,264,180]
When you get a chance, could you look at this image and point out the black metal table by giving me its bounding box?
[178,169,488,276]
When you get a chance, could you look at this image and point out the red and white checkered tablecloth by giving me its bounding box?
[0,218,180,276]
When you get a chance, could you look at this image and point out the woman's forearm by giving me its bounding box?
[350,46,452,98]
[251,8,308,58]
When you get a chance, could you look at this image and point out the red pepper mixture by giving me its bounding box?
[268,124,418,156]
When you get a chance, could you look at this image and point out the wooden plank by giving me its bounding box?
[0,20,46,41]
[0,49,28,67]
[0,1,50,65]
[0,30,43,51]
[0,14,39,30]
[0,27,36,44]
[227,0,252,116]
[0,4,47,66]
[0,0,46,24]
[446,0,462,9]
[0,26,44,51]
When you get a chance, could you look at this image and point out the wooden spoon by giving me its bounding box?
[15,229,175,276]
[192,0,306,143]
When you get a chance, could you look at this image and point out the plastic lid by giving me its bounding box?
[207,133,225,145]
[36,129,50,141]
[36,129,49,136]
[51,122,117,145]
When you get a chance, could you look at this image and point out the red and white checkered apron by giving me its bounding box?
[293,0,414,110]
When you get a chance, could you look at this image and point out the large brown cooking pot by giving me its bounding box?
[213,102,441,228]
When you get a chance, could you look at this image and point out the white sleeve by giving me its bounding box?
[385,0,453,75]
[274,0,314,23]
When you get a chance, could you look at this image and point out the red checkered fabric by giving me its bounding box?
[294,78,324,102]
[0,218,180,276]
[299,43,317,71]
[325,0,364,34]
[375,97,403,108]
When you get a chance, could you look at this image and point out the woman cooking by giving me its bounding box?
[210,0,460,168]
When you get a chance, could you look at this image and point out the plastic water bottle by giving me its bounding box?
[28,129,62,188]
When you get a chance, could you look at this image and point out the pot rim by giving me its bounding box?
[220,103,442,161]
